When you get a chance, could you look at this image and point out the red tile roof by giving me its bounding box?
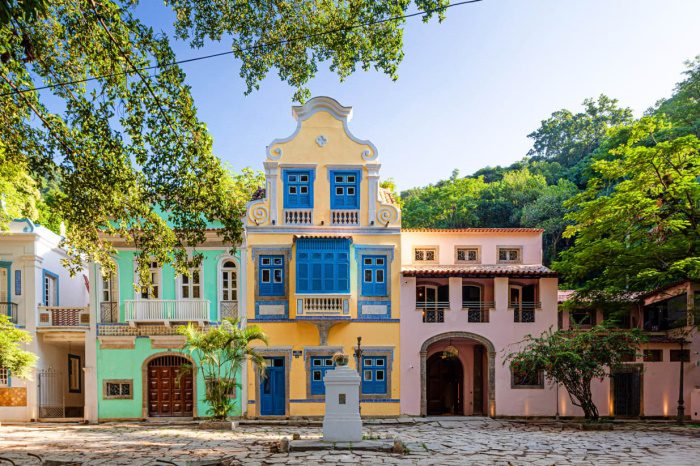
[401,228,544,233]
[401,264,557,278]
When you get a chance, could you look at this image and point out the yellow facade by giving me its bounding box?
[244,97,401,417]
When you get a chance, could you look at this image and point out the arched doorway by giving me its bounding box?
[426,353,463,415]
[420,332,496,417]
[146,354,194,417]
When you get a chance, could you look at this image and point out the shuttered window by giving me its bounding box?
[283,169,314,208]
[330,170,360,209]
[361,255,387,297]
[296,238,350,294]
[259,255,284,297]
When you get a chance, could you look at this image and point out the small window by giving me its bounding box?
[498,247,521,264]
[364,258,372,265]
[376,258,384,265]
[309,356,334,395]
[456,247,479,263]
[300,186,308,194]
[414,247,437,262]
[0,367,9,387]
[288,175,297,182]
[376,370,385,381]
[273,269,283,283]
[364,270,373,282]
[259,255,285,297]
[511,368,544,388]
[261,269,270,283]
[289,186,297,194]
[104,379,133,399]
[336,187,344,195]
[643,349,663,362]
[670,349,690,362]
[261,258,271,266]
[300,174,309,182]
[335,175,343,183]
[361,356,388,395]
[364,370,372,381]
[347,187,355,195]
[347,175,355,183]
[376,269,385,283]
[313,371,321,381]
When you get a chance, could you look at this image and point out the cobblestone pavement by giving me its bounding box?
[0,419,699,465]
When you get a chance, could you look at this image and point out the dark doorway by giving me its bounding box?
[426,353,463,415]
[612,369,641,417]
[147,355,194,417]
[473,345,484,414]
[260,357,285,416]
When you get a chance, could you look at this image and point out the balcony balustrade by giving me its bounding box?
[284,208,313,225]
[38,306,90,327]
[124,299,209,324]
[462,301,495,323]
[296,295,350,317]
[417,301,450,323]
[219,300,239,320]
[2,302,18,324]
[330,209,359,225]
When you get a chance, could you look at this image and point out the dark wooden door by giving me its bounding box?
[472,345,484,415]
[426,353,463,415]
[613,370,640,417]
[148,355,193,417]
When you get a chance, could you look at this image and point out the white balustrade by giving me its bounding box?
[297,295,350,316]
[331,209,359,225]
[284,209,313,225]
[124,299,209,323]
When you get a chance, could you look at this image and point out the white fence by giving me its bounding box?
[124,299,209,323]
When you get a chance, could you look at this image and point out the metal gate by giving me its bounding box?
[38,368,65,418]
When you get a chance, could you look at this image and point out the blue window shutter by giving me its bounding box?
[361,356,388,395]
[330,170,361,209]
[283,170,314,208]
[360,255,388,297]
[296,238,350,293]
[259,255,284,297]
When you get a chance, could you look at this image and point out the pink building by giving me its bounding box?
[400,228,699,419]
[400,228,560,417]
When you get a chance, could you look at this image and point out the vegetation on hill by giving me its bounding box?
[402,56,700,294]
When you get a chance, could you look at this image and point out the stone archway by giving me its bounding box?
[420,332,496,417]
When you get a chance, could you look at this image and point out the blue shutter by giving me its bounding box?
[259,255,284,297]
[361,356,387,394]
[361,255,387,297]
[296,238,350,293]
[330,170,360,209]
[284,170,314,208]
[310,356,334,395]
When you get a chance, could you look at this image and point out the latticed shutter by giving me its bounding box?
[295,238,350,293]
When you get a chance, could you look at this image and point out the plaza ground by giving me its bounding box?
[0,418,698,465]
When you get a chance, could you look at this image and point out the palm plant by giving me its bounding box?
[179,318,267,420]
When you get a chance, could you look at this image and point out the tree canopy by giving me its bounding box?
[0,0,453,281]
[0,314,38,380]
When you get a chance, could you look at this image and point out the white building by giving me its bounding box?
[0,219,94,422]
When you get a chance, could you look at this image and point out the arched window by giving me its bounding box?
[100,265,119,323]
[220,260,238,320]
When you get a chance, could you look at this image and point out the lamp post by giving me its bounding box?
[354,336,363,415]
[676,338,686,425]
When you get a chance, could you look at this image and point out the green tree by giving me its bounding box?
[506,325,645,421]
[554,116,700,293]
[654,56,700,135]
[475,168,547,227]
[0,142,40,229]
[179,318,267,420]
[1,0,451,279]
[527,95,633,183]
[0,314,38,380]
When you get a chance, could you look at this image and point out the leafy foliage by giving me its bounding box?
[179,318,267,420]
[1,0,450,282]
[506,325,645,420]
[0,314,38,380]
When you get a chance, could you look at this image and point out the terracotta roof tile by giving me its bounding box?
[401,264,556,278]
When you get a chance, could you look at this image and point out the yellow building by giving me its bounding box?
[244,96,401,417]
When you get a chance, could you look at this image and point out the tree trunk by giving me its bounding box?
[565,379,600,421]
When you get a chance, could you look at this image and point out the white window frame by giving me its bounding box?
[455,246,481,264]
[44,274,58,306]
[413,246,439,264]
[100,265,119,304]
[178,266,203,300]
[220,259,238,303]
[135,261,161,300]
[498,246,522,264]
[0,367,9,387]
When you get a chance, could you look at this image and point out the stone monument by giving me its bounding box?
[322,353,362,442]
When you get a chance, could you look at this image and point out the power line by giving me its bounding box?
[0,0,483,97]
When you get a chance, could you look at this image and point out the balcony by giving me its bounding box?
[511,301,541,323]
[296,295,350,317]
[417,301,449,323]
[38,306,89,327]
[462,301,495,323]
[124,299,209,325]
[284,208,313,225]
[2,302,18,324]
[331,209,359,225]
[100,301,119,323]
[220,300,239,320]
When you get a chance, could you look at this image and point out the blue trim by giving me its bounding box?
[357,300,392,319]
[259,255,285,297]
[361,356,388,395]
[283,169,315,208]
[296,238,350,294]
[41,269,59,306]
[329,169,361,209]
[13,218,35,232]
[249,317,398,323]
[296,315,352,321]
[255,300,289,319]
[360,255,388,297]
[14,270,21,296]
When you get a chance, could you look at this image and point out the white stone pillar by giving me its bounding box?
[366,164,381,226]
[323,365,362,442]
[84,262,99,423]
[264,161,279,225]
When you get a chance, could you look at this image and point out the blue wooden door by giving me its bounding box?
[260,357,285,416]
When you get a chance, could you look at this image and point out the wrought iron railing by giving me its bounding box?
[100,301,119,323]
[463,301,494,323]
[509,301,542,310]
[417,301,449,323]
[124,299,209,323]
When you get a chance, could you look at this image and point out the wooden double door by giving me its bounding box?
[147,355,194,417]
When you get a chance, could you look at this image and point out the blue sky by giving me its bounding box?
[135,0,700,190]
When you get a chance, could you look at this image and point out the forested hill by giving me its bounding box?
[399,56,700,292]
